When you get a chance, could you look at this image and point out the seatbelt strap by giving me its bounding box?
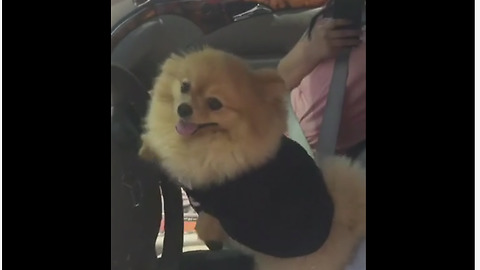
[314,49,351,161]
[314,0,364,163]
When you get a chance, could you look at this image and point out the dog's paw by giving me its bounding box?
[138,136,157,161]
[196,212,227,243]
[205,241,224,251]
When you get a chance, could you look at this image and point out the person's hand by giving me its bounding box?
[301,18,361,66]
[278,18,362,90]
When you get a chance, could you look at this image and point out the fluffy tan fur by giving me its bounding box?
[140,48,366,270]
[141,48,287,188]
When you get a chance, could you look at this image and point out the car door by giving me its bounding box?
[111,0,326,89]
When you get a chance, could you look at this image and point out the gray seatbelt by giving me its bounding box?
[314,49,351,161]
[314,4,365,162]
[286,3,364,162]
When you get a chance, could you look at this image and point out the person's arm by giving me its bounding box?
[278,37,319,91]
[278,19,361,91]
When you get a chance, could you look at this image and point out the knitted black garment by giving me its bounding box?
[183,136,334,258]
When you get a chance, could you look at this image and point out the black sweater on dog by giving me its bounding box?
[182,136,334,258]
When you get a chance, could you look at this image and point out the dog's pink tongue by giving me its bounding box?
[176,121,198,136]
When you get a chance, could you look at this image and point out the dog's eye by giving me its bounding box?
[206,98,223,111]
[181,81,190,93]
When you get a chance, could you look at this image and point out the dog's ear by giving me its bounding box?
[138,136,157,161]
[159,53,184,75]
[151,53,184,100]
[253,68,288,103]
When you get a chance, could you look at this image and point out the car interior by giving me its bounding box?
[111,0,365,269]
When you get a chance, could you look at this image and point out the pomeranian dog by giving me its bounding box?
[140,47,366,270]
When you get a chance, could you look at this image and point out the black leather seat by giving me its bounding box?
[111,64,254,270]
[179,250,254,270]
[111,64,163,270]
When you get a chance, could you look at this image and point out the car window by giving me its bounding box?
[157,190,208,255]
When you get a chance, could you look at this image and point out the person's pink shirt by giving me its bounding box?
[290,31,366,154]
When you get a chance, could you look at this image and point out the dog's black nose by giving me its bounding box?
[177,103,193,118]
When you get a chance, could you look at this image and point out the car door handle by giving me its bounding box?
[233,4,272,21]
